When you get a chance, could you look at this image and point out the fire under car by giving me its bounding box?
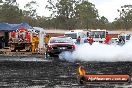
[46,36,76,57]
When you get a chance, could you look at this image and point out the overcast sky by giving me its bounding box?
[16,0,132,22]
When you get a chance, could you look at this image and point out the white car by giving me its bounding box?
[64,30,87,44]
[109,38,119,45]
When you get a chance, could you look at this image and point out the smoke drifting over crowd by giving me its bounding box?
[59,39,132,62]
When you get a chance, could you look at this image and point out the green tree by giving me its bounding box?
[47,0,99,29]
[75,1,99,29]
[47,0,80,29]
[23,1,38,18]
[116,5,132,30]
[22,1,39,26]
[0,0,24,23]
[0,0,3,3]
[97,16,109,29]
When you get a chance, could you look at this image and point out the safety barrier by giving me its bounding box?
[0,51,44,57]
[0,48,45,57]
[2,52,31,56]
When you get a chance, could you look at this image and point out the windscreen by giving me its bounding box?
[50,38,73,43]
[121,35,131,40]
[65,33,77,39]
[126,35,130,40]
[90,31,106,38]
[121,36,125,40]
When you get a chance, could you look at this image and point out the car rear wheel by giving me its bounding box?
[79,76,86,85]
[46,52,54,57]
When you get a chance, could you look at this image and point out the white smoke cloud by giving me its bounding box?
[59,51,74,62]
[59,39,132,62]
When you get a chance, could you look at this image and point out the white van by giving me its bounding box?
[64,30,87,43]
[89,29,107,43]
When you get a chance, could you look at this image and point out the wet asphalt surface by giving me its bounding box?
[0,56,132,88]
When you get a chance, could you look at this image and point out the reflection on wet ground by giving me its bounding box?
[0,56,132,87]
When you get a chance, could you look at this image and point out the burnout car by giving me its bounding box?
[46,36,76,57]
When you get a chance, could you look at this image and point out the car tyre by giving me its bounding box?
[45,52,53,58]
[79,76,86,85]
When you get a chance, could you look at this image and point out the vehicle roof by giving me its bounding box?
[33,27,45,32]
[111,38,118,39]
[119,34,131,36]
[50,36,72,39]
[90,29,106,31]
[49,36,74,44]
[33,27,45,34]
[65,30,83,34]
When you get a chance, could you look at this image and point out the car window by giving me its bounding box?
[90,31,105,38]
[65,33,77,39]
[126,35,130,40]
[78,32,86,38]
[50,38,73,43]
[82,33,87,38]
[78,32,82,38]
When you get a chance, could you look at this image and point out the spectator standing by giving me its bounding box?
[76,36,81,44]
[104,32,111,44]
[45,35,50,47]
[88,36,94,45]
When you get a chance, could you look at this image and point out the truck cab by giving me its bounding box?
[88,29,106,43]
[64,30,87,44]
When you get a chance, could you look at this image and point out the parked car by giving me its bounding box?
[46,36,76,57]
[64,30,87,44]
[109,38,119,45]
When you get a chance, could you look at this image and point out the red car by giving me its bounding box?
[46,36,76,57]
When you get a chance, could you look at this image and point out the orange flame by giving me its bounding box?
[78,66,86,76]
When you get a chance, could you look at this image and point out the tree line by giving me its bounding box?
[0,0,132,30]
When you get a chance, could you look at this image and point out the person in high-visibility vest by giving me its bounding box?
[35,34,39,51]
[32,33,39,53]
[44,35,50,47]
[32,34,36,53]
